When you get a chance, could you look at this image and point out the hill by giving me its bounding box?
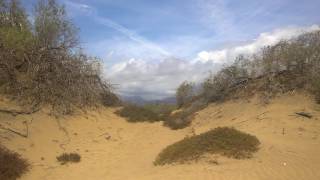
[1,92,320,180]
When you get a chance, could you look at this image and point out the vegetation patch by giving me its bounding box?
[116,104,164,122]
[0,145,29,180]
[57,153,81,164]
[0,0,119,115]
[164,99,207,130]
[154,127,260,165]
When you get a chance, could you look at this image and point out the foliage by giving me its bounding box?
[200,30,320,104]
[116,104,164,122]
[56,153,81,164]
[0,145,29,180]
[176,81,195,108]
[154,127,260,165]
[164,98,207,130]
[143,103,176,117]
[0,0,118,114]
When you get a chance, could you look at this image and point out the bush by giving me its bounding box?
[199,30,320,104]
[164,98,207,130]
[0,0,118,115]
[311,78,320,104]
[0,145,29,180]
[56,153,81,164]
[116,105,163,122]
[176,81,195,108]
[154,127,260,165]
[143,103,176,117]
[164,111,193,130]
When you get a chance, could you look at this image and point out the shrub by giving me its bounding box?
[164,98,207,130]
[116,105,163,122]
[143,103,176,116]
[56,153,81,164]
[0,145,29,180]
[176,81,195,108]
[154,127,260,165]
[199,30,320,104]
[0,0,118,115]
[164,111,193,130]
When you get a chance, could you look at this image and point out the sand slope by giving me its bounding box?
[1,92,320,180]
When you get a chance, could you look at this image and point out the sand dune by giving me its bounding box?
[1,92,320,180]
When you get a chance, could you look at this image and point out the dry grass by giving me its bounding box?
[154,127,260,165]
[0,145,29,180]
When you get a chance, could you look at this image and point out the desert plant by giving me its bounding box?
[176,81,195,108]
[154,127,260,165]
[198,30,320,104]
[56,152,81,164]
[116,104,163,122]
[164,98,207,130]
[0,0,118,114]
[0,145,29,180]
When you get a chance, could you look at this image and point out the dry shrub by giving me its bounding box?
[154,127,260,165]
[0,145,29,180]
[116,105,163,122]
[56,153,81,164]
[0,0,119,115]
[200,30,320,104]
[164,99,207,130]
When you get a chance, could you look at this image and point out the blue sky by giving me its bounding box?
[24,0,320,99]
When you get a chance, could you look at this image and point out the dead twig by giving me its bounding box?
[295,112,312,119]
[0,107,40,116]
[0,122,28,138]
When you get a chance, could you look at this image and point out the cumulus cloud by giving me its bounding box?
[195,25,320,64]
[106,25,320,100]
[106,58,222,100]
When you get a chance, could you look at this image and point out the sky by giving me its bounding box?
[24,0,320,100]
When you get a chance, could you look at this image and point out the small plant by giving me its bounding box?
[57,153,81,164]
[116,104,163,122]
[164,99,207,130]
[164,111,193,130]
[154,127,260,165]
[0,145,29,180]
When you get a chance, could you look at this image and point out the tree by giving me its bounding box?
[34,0,78,50]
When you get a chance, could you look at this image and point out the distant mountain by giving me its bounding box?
[121,95,176,105]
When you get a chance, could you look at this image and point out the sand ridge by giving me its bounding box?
[0,92,320,180]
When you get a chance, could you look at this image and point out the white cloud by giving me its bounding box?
[106,58,222,100]
[106,25,320,99]
[195,25,320,64]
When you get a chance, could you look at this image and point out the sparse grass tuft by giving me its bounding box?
[116,105,163,122]
[154,127,260,165]
[0,145,29,180]
[57,153,81,164]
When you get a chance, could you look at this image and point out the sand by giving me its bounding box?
[1,92,320,180]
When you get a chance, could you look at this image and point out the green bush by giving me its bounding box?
[116,105,163,122]
[154,127,260,165]
[164,111,192,130]
[0,145,29,180]
[164,99,207,130]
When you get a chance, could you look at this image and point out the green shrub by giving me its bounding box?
[164,111,193,130]
[57,153,81,164]
[0,145,29,180]
[116,105,163,122]
[154,127,260,165]
[143,103,176,116]
[164,99,207,130]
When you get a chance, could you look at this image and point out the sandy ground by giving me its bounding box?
[1,92,320,180]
